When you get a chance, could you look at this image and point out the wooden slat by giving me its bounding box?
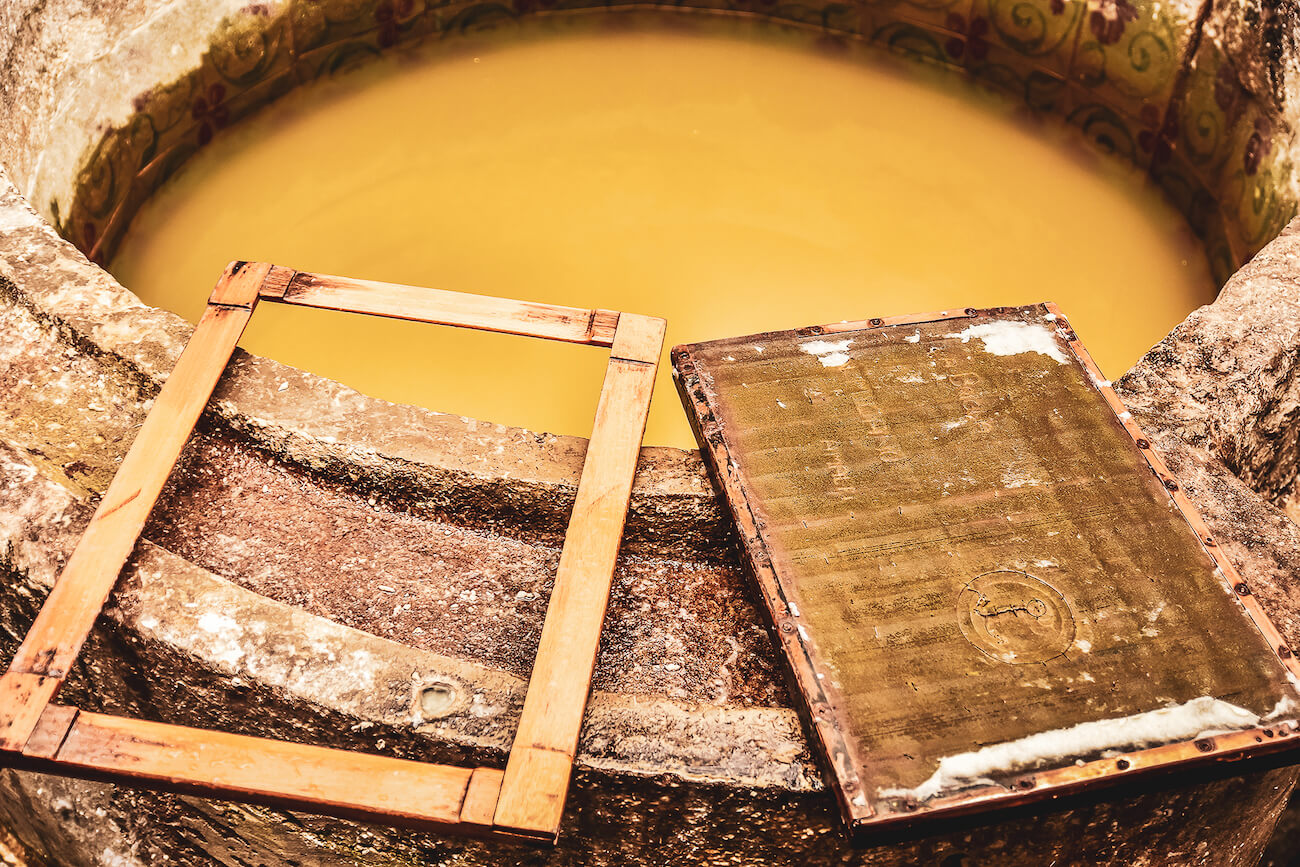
[19,703,78,759]
[458,767,505,827]
[262,269,621,346]
[207,261,269,307]
[0,673,61,752]
[492,314,666,840]
[0,264,268,750]
[15,709,476,830]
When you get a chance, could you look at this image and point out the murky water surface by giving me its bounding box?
[111,23,1213,448]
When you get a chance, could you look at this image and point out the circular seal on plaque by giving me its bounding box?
[956,570,1075,664]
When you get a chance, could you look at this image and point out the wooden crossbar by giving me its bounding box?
[0,261,665,844]
[260,266,622,346]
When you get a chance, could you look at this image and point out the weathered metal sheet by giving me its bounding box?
[672,305,1300,837]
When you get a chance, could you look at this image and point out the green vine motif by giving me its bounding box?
[442,2,519,35]
[75,142,117,226]
[1073,27,1172,101]
[316,41,384,76]
[974,59,1022,93]
[290,0,404,55]
[898,0,964,12]
[138,75,202,137]
[1179,106,1225,169]
[1204,236,1236,286]
[1023,68,1066,111]
[871,22,951,66]
[76,114,158,222]
[970,58,1066,112]
[987,0,1081,57]
[314,0,385,26]
[1073,39,1105,86]
[762,2,858,31]
[62,112,160,251]
[1230,166,1293,251]
[1117,28,1172,98]
[1151,161,1218,239]
[209,13,286,86]
[1066,102,1137,164]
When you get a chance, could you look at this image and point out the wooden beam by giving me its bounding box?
[11,708,480,832]
[260,268,621,346]
[0,673,61,753]
[18,703,77,759]
[492,314,666,840]
[0,263,269,750]
[458,767,505,828]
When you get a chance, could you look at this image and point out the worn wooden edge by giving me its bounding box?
[611,313,667,364]
[0,264,268,750]
[19,703,78,760]
[675,308,977,359]
[671,302,1300,840]
[671,344,870,826]
[0,674,61,752]
[255,264,623,346]
[207,261,271,308]
[0,706,538,839]
[1042,302,1300,684]
[845,719,1300,839]
[493,313,665,840]
[493,747,573,842]
[0,261,665,845]
[459,767,506,828]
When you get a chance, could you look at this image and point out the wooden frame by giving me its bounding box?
[673,304,1300,839]
[0,261,666,844]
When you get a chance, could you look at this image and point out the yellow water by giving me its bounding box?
[110,23,1214,449]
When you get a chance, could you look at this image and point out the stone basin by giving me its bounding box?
[2,1,1300,864]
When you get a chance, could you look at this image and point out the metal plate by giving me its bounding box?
[672,304,1300,836]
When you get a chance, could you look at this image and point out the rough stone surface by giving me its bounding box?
[1119,218,1300,510]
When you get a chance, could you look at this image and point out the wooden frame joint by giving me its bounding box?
[258,265,297,300]
[0,262,666,844]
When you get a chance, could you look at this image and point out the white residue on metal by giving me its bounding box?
[788,601,801,617]
[800,338,853,368]
[1268,695,1300,720]
[880,696,1267,802]
[945,321,1068,363]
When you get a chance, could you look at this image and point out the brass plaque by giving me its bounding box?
[672,305,1300,836]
